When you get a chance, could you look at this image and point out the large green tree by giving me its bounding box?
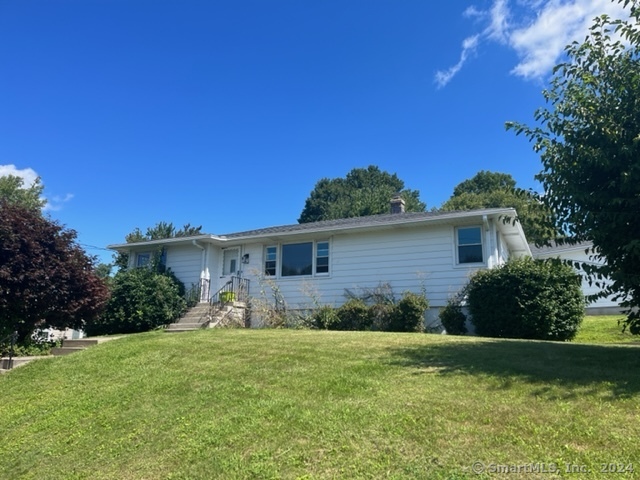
[0,175,45,211]
[450,170,516,196]
[298,165,426,223]
[0,200,109,342]
[507,4,640,332]
[440,170,556,245]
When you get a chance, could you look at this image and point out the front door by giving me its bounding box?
[221,248,240,282]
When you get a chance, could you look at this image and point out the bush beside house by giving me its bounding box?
[439,294,468,336]
[310,291,429,333]
[466,258,585,341]
[85,268,186,336]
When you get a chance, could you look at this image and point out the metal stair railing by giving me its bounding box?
[0,331,19,370]
[209,276,250,305]
[208,276,250,327]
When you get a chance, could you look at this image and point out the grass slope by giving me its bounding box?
[1,329,639,479]
[573,315,640,345]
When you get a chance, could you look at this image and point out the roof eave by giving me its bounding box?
[107,234,224,251]
[106,208,529,251]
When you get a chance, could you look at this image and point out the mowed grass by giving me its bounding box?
[1,329,639,479]
[573,315,640,345]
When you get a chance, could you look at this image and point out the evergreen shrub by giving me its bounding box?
[467,258,584,341]
[85,267,186,336]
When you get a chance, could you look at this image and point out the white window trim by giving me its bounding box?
[264,245,277,277]
[264,240,331,278]
[454,226,486,266]
[315,241,330,276]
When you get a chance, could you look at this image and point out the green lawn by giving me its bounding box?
[573,315,640,345]
[1,329,639,479]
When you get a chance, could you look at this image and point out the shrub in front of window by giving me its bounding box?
[388,292,429,332]
[85,268,186,336]
[467,258,584,341]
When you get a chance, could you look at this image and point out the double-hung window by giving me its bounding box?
[315,241,329,275]
[265,246,277,276]
[457,227,484,264]
[136,252,151,267]
[264,241,330,277]
[135,249,166,269]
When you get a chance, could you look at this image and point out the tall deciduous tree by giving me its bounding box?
[440,170,557,245]
[451,170,516,196]
[298,165,426,223]
[0,200,109,341]
[507,5,640,332]
[0,175,45,211]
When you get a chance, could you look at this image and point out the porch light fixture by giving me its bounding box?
[241,253,250,264]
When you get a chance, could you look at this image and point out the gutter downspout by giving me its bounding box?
[482,215,492,268]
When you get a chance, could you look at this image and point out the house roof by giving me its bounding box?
[108,207,531,257]
[529,240,593,257]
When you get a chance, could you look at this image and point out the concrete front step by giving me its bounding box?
[51,347,87,356]
[177,315,208,323]
[61,339,99,348]
[165,327,201,333]
[174,304,210,322]
[0,356,45,370]
[51,336,120,357]
[166,323,204,330]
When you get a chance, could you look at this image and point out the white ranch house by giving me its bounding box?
[109,203,531,326]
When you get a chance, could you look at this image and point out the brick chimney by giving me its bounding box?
[390,194,405,214]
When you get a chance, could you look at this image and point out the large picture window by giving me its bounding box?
[264,241,330,277]
[457,227,483,264]
[282,242,313,276]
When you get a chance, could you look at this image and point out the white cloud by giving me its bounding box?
[435,35,480,88]
[0,164,74,211]
[510,0,628,79]
[0,164,39,187]
[464,6,485,19]
[487,0,511,43]
[436,0,631,86]
[44,193,75,212]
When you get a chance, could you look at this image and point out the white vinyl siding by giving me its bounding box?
[244,225,491,309]
[534,246,620,309]
[164,245,203,290]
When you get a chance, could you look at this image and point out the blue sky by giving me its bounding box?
[0,0,629,265]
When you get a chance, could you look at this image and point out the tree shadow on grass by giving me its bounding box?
[387,338,640,399]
